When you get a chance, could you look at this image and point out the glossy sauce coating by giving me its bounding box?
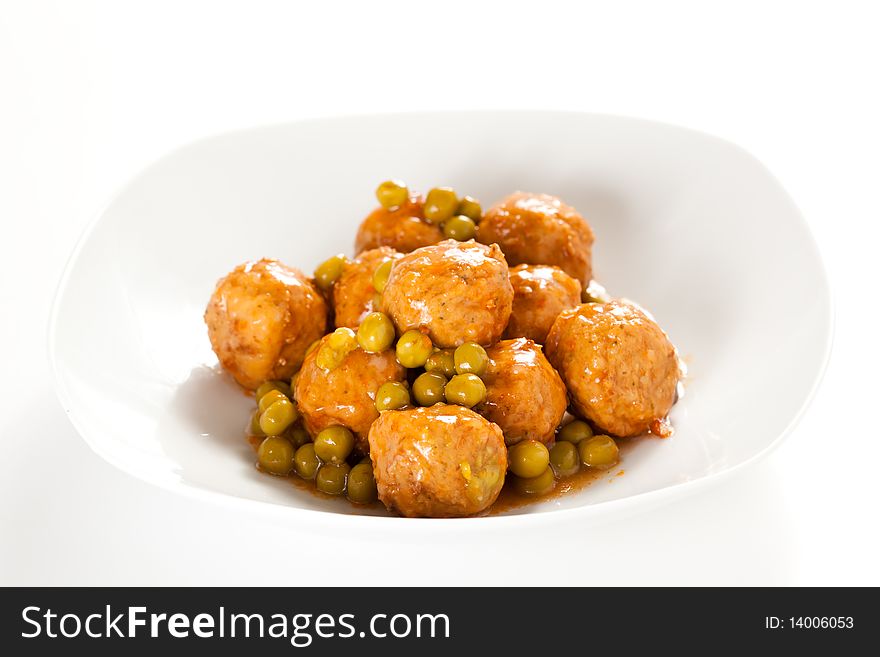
[477,192,595,286]
[204,258,328,389]
[479,338,568,445]
[294,335,405,451]
[381,239,514,348]
[503,264,582,343]
[333,246,402,328]
[354,194,444,254]
[545,300,681,437]
[368,405,507,518]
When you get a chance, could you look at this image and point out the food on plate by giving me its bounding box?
[294,329,405,451]
[356,312,396,353]
[205,180,683,517]
[557,419,594,444]
[443,373,487,408]
[504,264,582,343]
[346,462,379,504]
[548,441,580,477]
[381,239,514,348]
[204,258,327,389]
[478,338,568,445]
[316,462,351,495]
[374,381,411,411]
[313,253,347,292]
[394,329,434,368]
[545,300,681,437]
[332,246,402,328]
[355,185,444,254]
[507,439,550,478]
[257,435,296,475]
[368,405,507,518]
[513,465,556,496]
[477,192,595,286]
[578,434,620,470]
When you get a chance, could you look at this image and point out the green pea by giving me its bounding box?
[579,435,619,470]
[453,342,489,376]
[257,435,295,475]
[508,439,551,478]
[513,466,556,496]
[327,326,357,350]
[549,441,580,477]
[316,462,351,495]
[442,215,477,241]
[316,328,357,370]
[375,381,411,411]
[258,388,288,413]
[314,426,355,463]
[412,372,447,406]
[444,373,486,408]
[425,349,456,378]
[457,196,482,222]
[395,329,433,368]
[294,443,320,480]
[558,419,594,444]
[423,187,458,224]
[259,398,298,436]
[356,311,396,353]
[248,410,266,436]
[286,424,311,449]
[347,463,378,504]
[314,254,347,290]
[375,180,409,209]
[255,380,291,402]
[315,343,344,371]
[372,260,394,293]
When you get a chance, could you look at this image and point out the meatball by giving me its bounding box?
[205,258,327,390]
[381,239,514,348]
[354,194,444,254]
[503,264,581,343]
[545,300,681,437]
[294,336,405,450]
[479,338,568,445]
[477,192,595,286]
[368,405,507,517]
[333,247,402,328]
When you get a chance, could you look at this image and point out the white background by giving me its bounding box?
[1,0,878,585]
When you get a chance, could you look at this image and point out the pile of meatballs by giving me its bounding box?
[205,181,682,518]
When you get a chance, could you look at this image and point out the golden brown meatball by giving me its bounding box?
[204,258,327,390]
[294,335,405,450]
[354,194,444,254]
[368,405,507,518]
[477,192,595,286]
[332,247,402,329]
[503,264,582,344]
[381,239,514,348]
[479,338,568,445]
[545,300,681,437]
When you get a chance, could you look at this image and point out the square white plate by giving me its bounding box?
[49,112,831,529]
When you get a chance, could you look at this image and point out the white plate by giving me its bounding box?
[49,112,831,528]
